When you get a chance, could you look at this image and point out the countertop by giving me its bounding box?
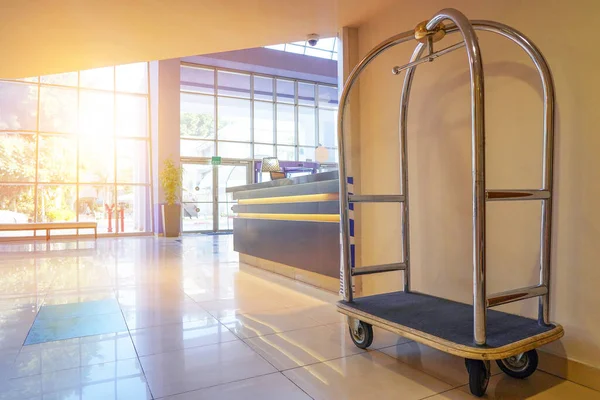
[226,170,339,193]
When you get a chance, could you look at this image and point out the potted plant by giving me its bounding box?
[159,158,183,237]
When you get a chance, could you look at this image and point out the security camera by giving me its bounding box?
[307,34,320,46]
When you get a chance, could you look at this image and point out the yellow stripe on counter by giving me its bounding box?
[237,213,339,223]
[237,193,339,205]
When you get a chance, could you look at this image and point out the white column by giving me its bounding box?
[150,59,181,234]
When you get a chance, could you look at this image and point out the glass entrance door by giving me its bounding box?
[181,161,250,232]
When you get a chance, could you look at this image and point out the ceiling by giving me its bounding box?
[0,0,396,79]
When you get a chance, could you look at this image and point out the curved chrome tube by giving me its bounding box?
[337,9,555,345]
[400,20,555,344]
[337,29,415,302]
[467,21,555,327]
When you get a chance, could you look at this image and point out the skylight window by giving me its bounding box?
[265,37,338,60]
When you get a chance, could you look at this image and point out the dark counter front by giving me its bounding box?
[227,172,341,283]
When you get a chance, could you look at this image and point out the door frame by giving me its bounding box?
[180,158,252,233]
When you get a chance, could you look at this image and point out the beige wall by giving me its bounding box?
[352,0,600,368]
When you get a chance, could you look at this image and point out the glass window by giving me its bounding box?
[181,93,215,139]
[253,76,273,101]
[298,107,316,146]
[314,37,337,52]
[318,85,338,108]
[218,71,250,98]
[0,82,38,131]
[305,48,333,59]
[182,164,213,203]
[0,185,35,223]
[277,145,295,161]
[37,185,77,222]
[254,144,274,159]
[218,142,251,159]
[180,139,215,158]
[79,185,115,227]
[298,82,315,106]
[299,146,316,162]
[265,44,285,51]
[276,104,295,145]
[79,91,114,136]
[37,135,77,183]
[179,65,338,167]
[39,86,78,133]
[325,148,339,163]
[276,79,295,104]
[116,94,148,137]
[181,66,214,94]
[80,66,114,90]
[0,61,151,236]
[263,37,338,60]
[319,108,337,148]
[79,137,114,183]
[17,77,39,83]
[182,202,212,232]
[253,102,274,143]
[217,97,250,142]
[116,139,149,184]
[0,133,36,182]
[117,185,150,232]
[116,63,148,94]
[40,72,78,86]
[285,44,305,55]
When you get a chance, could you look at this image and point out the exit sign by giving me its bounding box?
[211,156,222,165]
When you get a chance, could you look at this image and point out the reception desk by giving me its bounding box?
[227,171,341,292]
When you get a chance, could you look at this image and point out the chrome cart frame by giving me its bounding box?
[336,8,563,397]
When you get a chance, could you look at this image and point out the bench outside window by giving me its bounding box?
[0,222,98,240]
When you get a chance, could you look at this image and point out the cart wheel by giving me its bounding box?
[465,359,490,397]
[496,349,538,379]
[348,320,373,349]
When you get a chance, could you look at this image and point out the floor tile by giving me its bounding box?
[0,236,597,400]
[378,341,501,388]
[162,372,311,400]
[0,348,19,383]
[122,301,212,330]
[139,340,276,398]
[0,309,37,350]
[283,351,452,400]
[299,304,346,325]
[12,332,137,378]
[25,312,127,345]
[218,307,328,339]
[370,326,413,349]
[0,359,151,400]
[244,323,366,371]
[42,290,117,306]
[0,374,43,399]
[130,318,239,356]
[0,296,43,312]
[427,370,600,399]
[198,296,293,316]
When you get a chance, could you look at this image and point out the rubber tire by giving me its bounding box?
[466,359,490,398]
[348,321,374,349]
[496,349,538,379]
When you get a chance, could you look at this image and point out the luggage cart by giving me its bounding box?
[336,8,564,397]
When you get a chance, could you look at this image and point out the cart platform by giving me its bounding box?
[338,291,563,360]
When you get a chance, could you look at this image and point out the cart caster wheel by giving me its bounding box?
[348,320,373,349]
[465,359,490,397]
[496,349,538,379]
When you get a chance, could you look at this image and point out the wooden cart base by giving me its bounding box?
[338,291,563,360]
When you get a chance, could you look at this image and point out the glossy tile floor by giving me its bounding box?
[0,235,598,399]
